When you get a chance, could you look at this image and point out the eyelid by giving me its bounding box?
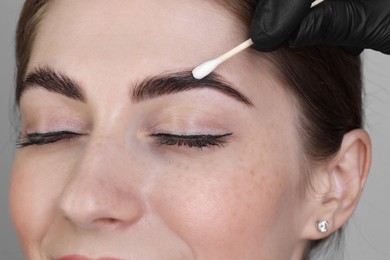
[150,133,232,139]
[20,114,89,137]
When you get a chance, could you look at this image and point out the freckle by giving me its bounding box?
[231,208,238,218]
[234,191,242,200]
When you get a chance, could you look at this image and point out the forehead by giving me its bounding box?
[29,0,245,73]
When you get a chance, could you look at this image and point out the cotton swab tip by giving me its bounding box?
[192,59,221,80]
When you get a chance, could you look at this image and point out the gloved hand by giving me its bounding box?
[250,0,390,55]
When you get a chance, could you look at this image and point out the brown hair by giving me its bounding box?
[15,0,362,259]
[212,2,362,258]
[16,0,51,103]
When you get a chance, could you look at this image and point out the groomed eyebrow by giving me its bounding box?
[132,71,253,106]
[18,66,86,103]
[18,67,253,107]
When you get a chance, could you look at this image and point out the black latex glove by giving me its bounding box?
[250,0,390,55]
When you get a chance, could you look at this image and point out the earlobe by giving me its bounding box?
[301,129,371,240]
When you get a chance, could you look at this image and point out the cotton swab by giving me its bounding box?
[192,0,325,80]
[192,39,253,80]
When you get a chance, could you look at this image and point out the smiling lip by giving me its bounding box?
[58,255,123,260]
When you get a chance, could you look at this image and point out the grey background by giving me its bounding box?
[1,1,389,259]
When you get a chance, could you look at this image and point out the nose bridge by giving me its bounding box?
[59,135,145,230]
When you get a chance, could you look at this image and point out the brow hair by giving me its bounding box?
[19,66,85,103]
[19,67,253,107]
[132,71,254,106]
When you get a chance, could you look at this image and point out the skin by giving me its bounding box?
[9,0,371,259]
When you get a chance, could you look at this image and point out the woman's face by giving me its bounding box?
[10,0,313,259]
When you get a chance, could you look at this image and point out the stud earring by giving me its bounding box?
[317,220,329,233]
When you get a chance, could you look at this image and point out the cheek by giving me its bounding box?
[151,154,299,257]
[9,153,69,251]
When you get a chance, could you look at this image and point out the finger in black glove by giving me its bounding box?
[251,0,390,55]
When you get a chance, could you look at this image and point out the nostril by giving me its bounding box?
[88,217,124,229]
[103,218,119,224]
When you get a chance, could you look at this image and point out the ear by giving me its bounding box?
[301,129,371,240]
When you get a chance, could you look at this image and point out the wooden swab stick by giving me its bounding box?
[192,0,325,79]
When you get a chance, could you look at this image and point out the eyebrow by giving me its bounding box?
[18,67,253,107]
[19,66,86,103]
[132,71,253,106]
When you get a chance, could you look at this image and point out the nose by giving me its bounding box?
[59,138,145,230]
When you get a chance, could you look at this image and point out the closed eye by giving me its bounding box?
[150,133,232,149]
[16,131,83,148]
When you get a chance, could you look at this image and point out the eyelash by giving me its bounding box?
[150,133,232,149]
[16,131,82,148]
[16,131,232,149]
